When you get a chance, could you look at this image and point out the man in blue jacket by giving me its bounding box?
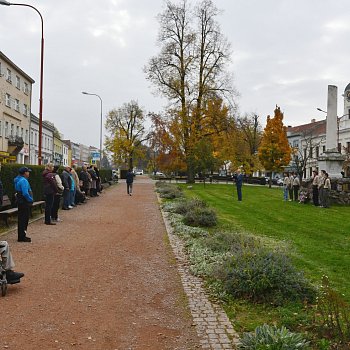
[14,167,33,242]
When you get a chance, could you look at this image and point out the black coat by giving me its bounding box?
[61,170,72,190]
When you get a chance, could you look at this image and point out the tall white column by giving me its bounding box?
[326,85,338,152]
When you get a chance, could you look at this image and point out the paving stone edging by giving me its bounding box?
[160,208,241,350]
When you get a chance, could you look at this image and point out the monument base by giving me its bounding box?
[318,150,346,178]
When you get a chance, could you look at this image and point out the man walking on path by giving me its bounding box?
[0,178,201,349]
[126,168,134,196]
[14,167,33,242]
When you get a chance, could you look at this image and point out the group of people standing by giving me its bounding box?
[42,164,102,226]
[282,172,301,202]
[311,170,331,208]
[14,164,102,243]
[282,170,331,208]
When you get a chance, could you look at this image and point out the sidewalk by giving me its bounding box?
[1,178,200,350]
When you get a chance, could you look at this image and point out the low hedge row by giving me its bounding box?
[1,164,113,205]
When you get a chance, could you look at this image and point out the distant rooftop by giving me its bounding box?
[287,119,326,137]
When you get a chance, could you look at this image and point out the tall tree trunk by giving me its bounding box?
[128,157,133,170]
[187,155,196,183]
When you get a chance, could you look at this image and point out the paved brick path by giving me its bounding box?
[0,177,239,349]
[161,211,240,350]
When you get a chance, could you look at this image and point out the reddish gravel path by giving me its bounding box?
[0,177,200,350]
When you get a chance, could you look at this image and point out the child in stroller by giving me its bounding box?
[0,241,24,296]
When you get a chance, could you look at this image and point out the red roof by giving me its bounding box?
[287,119,326,137]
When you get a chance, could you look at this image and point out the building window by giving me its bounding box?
[16,126,20,136]
[4,122,8,137]
[16,75,20,89]
[293,140,299,148]
[309,146,313,158]
[322,145,326,153]
[338,143,342,153]
[303,148,307,159]
[15,99,20,112]
[5,93,11,107]
[6,69,11,83]
[23,82,29,94]
[25,129,28,143]
[21,127,23,137]
[23,103,29,116]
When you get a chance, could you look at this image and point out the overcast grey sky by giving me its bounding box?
[1,0,350,147]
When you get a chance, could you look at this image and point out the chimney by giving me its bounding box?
[311,119,316,123]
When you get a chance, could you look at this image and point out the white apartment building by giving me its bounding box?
[30,114,55,165]
[62,142,69,167]
[79,144,90,165]
[71,142,81,166]
[287,84,350,178]
[0,51,34,164]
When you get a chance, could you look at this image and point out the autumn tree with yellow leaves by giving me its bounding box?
[145,0,236,182]
[105,101,149,170]
[258,106,291,185]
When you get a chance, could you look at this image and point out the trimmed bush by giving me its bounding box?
[219,247,315,304]
[172,198,207,214]
[183,206,217,227]
[1,164,113,206]
[155,182,183,199]
[238,324,309,349]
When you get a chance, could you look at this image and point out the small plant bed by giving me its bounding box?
[158,182,350,349]
[155,181,184,199]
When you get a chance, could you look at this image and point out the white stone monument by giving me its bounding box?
[318,85,345,178]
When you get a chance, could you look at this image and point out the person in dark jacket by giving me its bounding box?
[94,166,101,193]
[88,166,98,197]
[126,169,134,196]
[42,163,58,225]
[233,168,243,201]
[61,166,72,210]
[79,165,91,198]
[14,167,33,242]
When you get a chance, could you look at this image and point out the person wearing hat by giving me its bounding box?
[14,167,33,242]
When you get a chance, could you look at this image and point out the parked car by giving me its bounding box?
[155,171,165,177]
[134,170,143,175]
[277,178,284,186]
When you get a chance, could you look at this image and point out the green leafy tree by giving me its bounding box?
[105,101,148,170]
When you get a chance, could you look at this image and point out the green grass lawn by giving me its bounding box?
[180,183,350,301]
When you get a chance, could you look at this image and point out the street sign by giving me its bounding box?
[91,152,100,160]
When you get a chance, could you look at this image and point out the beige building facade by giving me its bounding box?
[0,51,34,164]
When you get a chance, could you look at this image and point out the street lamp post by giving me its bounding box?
[0,0,44,165]
[317,108,349,151]
[82,92,103,168]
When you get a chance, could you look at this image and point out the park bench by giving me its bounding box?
[0,195,45,227]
